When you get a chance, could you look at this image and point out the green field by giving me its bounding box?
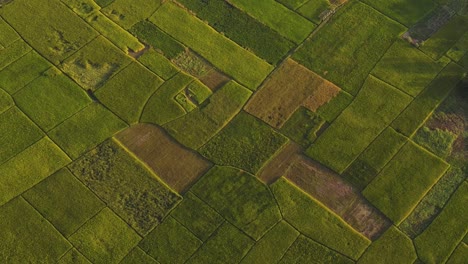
[0,0,467,262]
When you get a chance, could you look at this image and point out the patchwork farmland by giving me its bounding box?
[0,0,467,263]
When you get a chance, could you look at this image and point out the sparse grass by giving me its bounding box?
[281,106,326,147]
[14,67,91,131]
[229,0,316,43]
[190,166,282,240]
[293,1,405,94]
[171,50,211,78]
[306,76,412,173]
[199,112,288,174]
[150,2,273,90]
[95,62,163,124]
[413,126,457,157]
[101,0,161,29]
[68,139,181,235]
[363,141,449,224]
[270,178,370,260]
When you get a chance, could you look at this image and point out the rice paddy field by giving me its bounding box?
[0,0,467,263]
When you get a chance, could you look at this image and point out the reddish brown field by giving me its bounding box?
[115,123,212,193]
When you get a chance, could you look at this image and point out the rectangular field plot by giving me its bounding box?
[229,0,316,43]
[241,221,299,264]
[48,102,127,159]
[293,1,405,95]
[186,222,254,264]
[149,2,273,90]
[414,182,468,264]
[68,207,141,263]
[372,40,445,97]
[0,17,19,48]
[357,226,417,264]
[0,51,51,94]
[68,139,181,235]
[60,0,100,17]
[139,216,202,263]
[361,0,436,26]
[0,137,70,206]
[191,166,281,240]
[115,124,212,193]
[363,141,449,224]
[306,76,412,173]
[0,40,31,71]
[163,81,251,149]
[137,48,179,80]
[245,59,340,128]
[0,107,43,164]
[60,36,132,90]
[392,62,466,137]
[177,0,294,65]
[0,88,13,114]
[101,0,161,29]
[271,178,370,260]
[0,197,71,262]
[199,112,288,174]
[0,0,98,64]
[95,62,163,124]
[280,235,354,264]
[14,67,91,131]
[343,127,408,190]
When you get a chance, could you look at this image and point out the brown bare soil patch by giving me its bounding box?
[115,123,212,193]
[256,141,302,184]
[244,58,341,128]
[199,68,231,91]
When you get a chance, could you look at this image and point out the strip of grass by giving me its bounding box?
[0,40,31,71]
[343,127,408,190]
[420,15,468,60]
[0,107,44,164]
[229,0,315,43]
[191,166,282,240]
[139,216,202,263]
[14,67,91,131]
[199,112,288,174]
[69,207,141,263]
[170,192,224,242]
[68,139,181,235]
[399,167,466,238]
[363,141,449,224]
[129,21,185,59]
[414,182,468,264]
[177,0,294,65]
[164,81,251,149]
[0,51,51,94]
[357,226,416,264]
[137,48,179,80]
[48,102,127,159]
[293,1,405,95]
[241,221,299,264]
[270,178,371,260]
[60,36,132,90]
[360,0,436,26]
[149,2,273,90]
[446,243,468,264]
[85,11,144,52]
[0,0,98,64]
[96,62,163,124]
[0,137,71,206]
[0,17,19,47]
[101,0,161,29]
[23,169,105,237]
[306,76,412,173]
[140,72,193,125]
[276,0,309,9]
[392,62,466,137]
[279,235,354,264]
[0,197,71,262]
[186,222,255,264]
[372,40,445,97]
[0,88,13,114]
